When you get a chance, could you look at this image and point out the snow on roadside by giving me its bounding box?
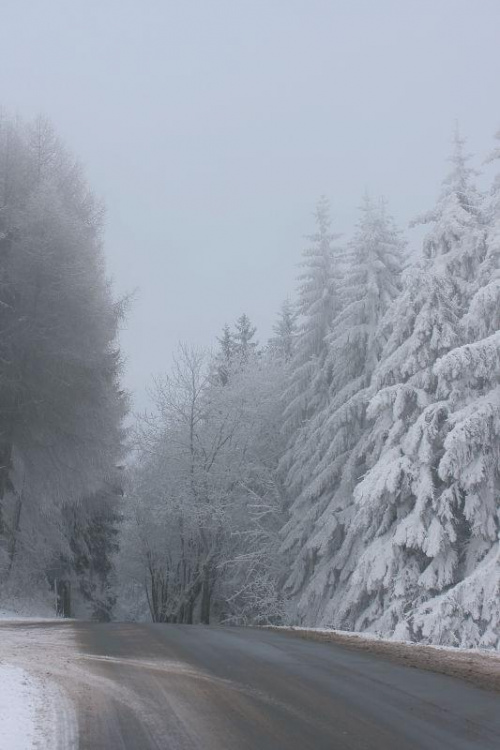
[0,663,78,749]
[36,674,79,750]
[0,598,56,621]
[0,611,58,622]
[0,623,79,749]
[0,665,43,749]
[263,626,500,693]
[266,625,500,654]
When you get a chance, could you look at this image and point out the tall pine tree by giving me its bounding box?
[326,130,486,636]
[279,196,343,596]
[412,129,500,647]
[282,196,404,619]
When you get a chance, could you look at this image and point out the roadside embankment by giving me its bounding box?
[263,626,500,693]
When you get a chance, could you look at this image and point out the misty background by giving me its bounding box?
[1,0,499,409]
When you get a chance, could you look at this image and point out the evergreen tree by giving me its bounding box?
[215,324,236,385]
[0,113,127,597]
[269,299,298,362]
[279,196,343,595]
[411,129,500,648]
[68,482,123,621]
[282,196,404,616]
[324,130,485,636]
[281,196,342,439]
[233,313,258,364]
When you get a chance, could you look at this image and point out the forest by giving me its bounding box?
[1,112,499,649]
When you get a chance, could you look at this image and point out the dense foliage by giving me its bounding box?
[125,127,500,647]
[0,113,126,615]
[6,112,499,647]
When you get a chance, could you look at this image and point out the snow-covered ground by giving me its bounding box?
[267,625,500,654]
[0,623,78,749]
[0,666,47,749]
[0,598,56,621]
[0,610,58,622]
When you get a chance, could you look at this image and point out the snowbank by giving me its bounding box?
[267,625,499,653]
[0,622,79,749]
[0,611,57,622]
[0,662,77,749]
[0,598,55,621]
[0,666,44,749]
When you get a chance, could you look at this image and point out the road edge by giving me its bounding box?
[260,626,500,693]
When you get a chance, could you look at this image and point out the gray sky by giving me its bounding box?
[1,0,499,409]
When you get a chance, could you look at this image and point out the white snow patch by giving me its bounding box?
[0,664,77,750]
[0,610,59,622]
[0,665,42,749]
[0,597,56,621]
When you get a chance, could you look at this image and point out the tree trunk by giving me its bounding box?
[0,440,13,536]
[56,580,72,617]
[200,566,212,625]
[148,569,169,623]
[7,493,22,574]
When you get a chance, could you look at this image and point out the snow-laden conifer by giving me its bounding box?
[233,313,258,364]
[281,196,404,618]
[215,324,236,385]
[269,299,298,362]
[323,130,485,636]
[278,197,342,594]
[281,196,342,439]
[0,113,126,599]
[411,130,500,647]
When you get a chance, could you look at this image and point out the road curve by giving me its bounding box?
[52,622,499,750]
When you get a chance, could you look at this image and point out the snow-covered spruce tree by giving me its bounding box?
[0,113,126,593]
[326,130,487,637]
[269,299,298,362]
[213,314,258,385]
[411,129,500,648]
[285,196,404,623]
[281,197,341,437]
[279,196,343,597]
[215,324,236,385]
[233,313,258,365]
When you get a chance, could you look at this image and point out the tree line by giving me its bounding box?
[0,112,126,618]
[1,111,498,648]
[122,126,500,648]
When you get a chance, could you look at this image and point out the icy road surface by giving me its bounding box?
[1,621,500,749]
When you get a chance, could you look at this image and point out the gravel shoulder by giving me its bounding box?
[263,626,500,693]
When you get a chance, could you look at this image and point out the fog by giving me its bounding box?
[1,0,499,409]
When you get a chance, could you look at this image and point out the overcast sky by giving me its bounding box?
[1,0,499,409]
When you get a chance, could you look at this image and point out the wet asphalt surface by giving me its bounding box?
[65,622,500,750]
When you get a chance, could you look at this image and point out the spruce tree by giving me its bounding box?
[282,196,404,618]
[0,113,126,593]
[279,196,342,595]
[270,299,297,362]
[326,131,485,636]
[233,313,258,364]
[412,130,500,647]
[215,324,236,385]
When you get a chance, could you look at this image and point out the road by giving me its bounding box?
[4,621,500,749]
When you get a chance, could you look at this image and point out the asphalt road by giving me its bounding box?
[58,622,500,750]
